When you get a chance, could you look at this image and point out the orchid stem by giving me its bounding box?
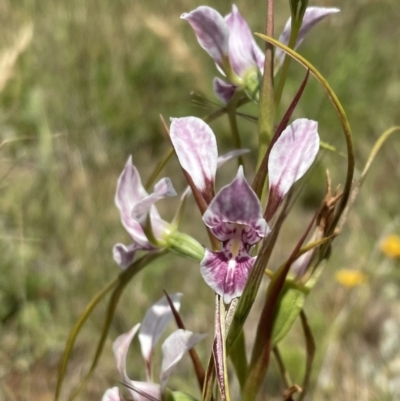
[145,147,174,190]
[227,94,244,166]
[274,24,300,108]
[257,0,275,168]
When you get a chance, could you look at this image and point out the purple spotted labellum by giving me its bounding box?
[201,167,270,304]
[113,156,177,269]
[182,5,339,103]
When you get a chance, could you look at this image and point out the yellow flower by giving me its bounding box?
[380,234,400,258]
[335,269,367,288]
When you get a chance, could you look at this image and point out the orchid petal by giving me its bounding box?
[203,166,270,243]
[132,178,177,223]
[200,250,256,304]
[170,117,218,197]
[225,5,259,76]
[213,77,237,104]
[275,7,340,68]
[115,157,153,247]
[160,329,207,391]
[268,119,319,213]
[217,149,250,167]
[181,6,229,67]
[102,387,122,401]
[126,381,161,401]
[113,243,140,269]
[139,294,182,368]
[113,323,141,380]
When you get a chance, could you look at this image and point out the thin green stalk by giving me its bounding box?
[274,23,300,107]
[226,94,244,166]
[145,146,174,190]
[257,0,275,166]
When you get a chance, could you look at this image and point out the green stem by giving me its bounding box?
[257,0,275,168]
[226,93,244,166]
[274,22,300,108]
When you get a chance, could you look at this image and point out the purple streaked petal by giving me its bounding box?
[113,243,142,269]
[268,118,319,210]
[217,148,250,167]
[132,178,177,223]
[102,387,122,401]
[200,249,256,304]
[170,117,218,197]
[126,381,161,401]
[181,6,229,67]
[275,7,340,68]
[203,166,270,243]
[113,323,141,380]
[160,329,207,391]
[213,77,237,104]
[139,294,182,368]
[225,5,258,76]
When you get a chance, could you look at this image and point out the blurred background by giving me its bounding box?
[0,0,400,400]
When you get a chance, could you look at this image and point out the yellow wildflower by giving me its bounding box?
[335,269,367,288]
[380,234,400,258]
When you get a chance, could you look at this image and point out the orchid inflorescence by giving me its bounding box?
[61,2,355,401]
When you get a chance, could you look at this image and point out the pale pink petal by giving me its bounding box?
[102,387,122,401]
[181,6,229,67]
[115,157,152,247]
[200,249,256,304]
[132,178,177,223]
[113,323,141,380]
[170,117,218,197]
[225,5,259,76]
[138,294,182,368]
[213,77,237,104]
[275,7,340,68]
[202,166,270,243]
[267,119,319,216]
[160,329,207,391]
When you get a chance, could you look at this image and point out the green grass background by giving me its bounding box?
[0,0,400,400]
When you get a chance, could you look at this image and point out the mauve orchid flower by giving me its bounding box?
[113,156,177,269]
[169,116,320,303]
[170,116,270,304]
[102,294,206,401]
[182,5,339,103]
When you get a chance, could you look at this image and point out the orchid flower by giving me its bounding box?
[170,116,320,303]
[101,294,206,401]
[182,5,339,103]
[113,156,177,269]
[170,116,270,304]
